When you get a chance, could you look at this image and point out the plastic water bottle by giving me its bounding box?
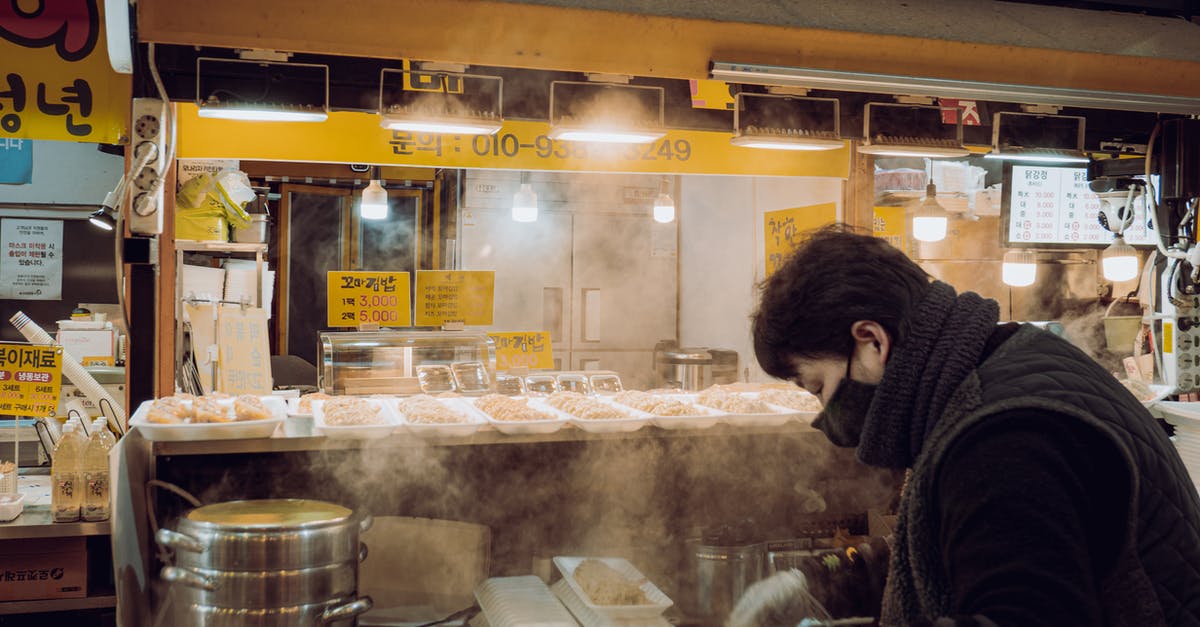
[82,419,112,522]
[51,420,84,522]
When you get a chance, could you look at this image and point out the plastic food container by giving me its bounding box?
[556,374,590,394]
[525,375,557,396]
[467,397,568,436]
[551,579,670,627]
[451,361,492,395]
[0,493,24,522]
[552,556,672,620]
[475,575,578,627]
[389,397,486,438]
[312,398,399,439]
[588,374,623,395]
[129,396,287,441]
[417,364,457,394]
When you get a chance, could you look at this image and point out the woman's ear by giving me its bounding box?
[850,320,891,366]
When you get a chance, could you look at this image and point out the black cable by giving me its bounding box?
[412,604,480,627]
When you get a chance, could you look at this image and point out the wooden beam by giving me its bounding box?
[138,0,1200,98]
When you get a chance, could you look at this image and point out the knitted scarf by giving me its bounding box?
[856,281,1001,469]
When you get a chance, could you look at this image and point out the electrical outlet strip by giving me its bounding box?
[128,97,168,235]
[1160,271,1200,393]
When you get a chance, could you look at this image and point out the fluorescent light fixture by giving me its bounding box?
[360,177,388,220]
[197,106,328,122]
[860,102,969,159]
[912,183,948,243]
[546,126,664,144]
[1102,236,1139,282]
[731,93,844,151]
[512,182,538,222]
[859,144,971,158]
[989,112,1088,164]
[549,81,666,145]
[380,115,501,135]
[378,70,503,135]
[88,208,116,231]
[984,150,1090,164]
[1001,250,1037,287]
[731,134,844,151]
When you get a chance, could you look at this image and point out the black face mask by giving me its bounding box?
[811,354,878,448]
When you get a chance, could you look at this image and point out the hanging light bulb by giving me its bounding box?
[653,176,675,223]
[912,182,947,243]
[1102,235,1139,282]
[1001,250,1037,287]
[359,166,388,220]
[512,173,538,222]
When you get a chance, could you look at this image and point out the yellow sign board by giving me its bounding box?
[0,0,129,143]
[0,343,62,417]
[216,307,271,395]
[763,203,838,277]
[326,271,413,328]
[416,271,495,327]
[175,105,850,178]
[873,206,909,250]
[689,79,735,110]
[489,332,554,371]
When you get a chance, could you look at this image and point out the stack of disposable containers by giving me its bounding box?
[1155,402,1200,494]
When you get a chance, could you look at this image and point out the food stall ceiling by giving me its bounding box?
[145,44,1166,153]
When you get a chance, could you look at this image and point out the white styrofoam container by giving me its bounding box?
[691,392,800,427]
[550,579,670,627]
[312,398,399,439]
[605,394,725,431]
[467,397,569,436]
[551,557,672,620]
[474,575,578,627]
[0,493,24,522]
[129,396,286,441]
[562,398,650,434]
[388,397,487,438]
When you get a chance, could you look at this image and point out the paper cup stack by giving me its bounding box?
[1156,401,1200,493]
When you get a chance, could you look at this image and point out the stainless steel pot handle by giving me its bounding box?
[160,566,215,590]
[320,596,373,625]
[156,528,206,554]
[359,542,368,563]
[358,513,373,534]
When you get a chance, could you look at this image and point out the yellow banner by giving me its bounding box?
[416,271,495,327]
[0,0,129,143]
[216,307,271,395]
[0,343,62,417]
[326,271,413,328]
[873,205,909,250]
[175,104,849,178]
[489,332,554,371]
[763,203,838,277]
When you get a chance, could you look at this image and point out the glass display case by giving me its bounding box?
[318,330,495,395]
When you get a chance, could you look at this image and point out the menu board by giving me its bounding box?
[1004,165,1156,247]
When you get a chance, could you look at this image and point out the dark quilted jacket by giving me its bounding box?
[884,325,1200,626]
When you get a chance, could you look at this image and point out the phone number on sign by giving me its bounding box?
[391,131,692,162]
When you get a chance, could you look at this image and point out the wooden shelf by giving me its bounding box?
[0,505,111,540]
[0,594,116,615]
[150,421,820,456]
[175,240,266,254]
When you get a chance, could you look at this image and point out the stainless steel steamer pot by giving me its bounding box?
[177,596,372,627]
[156,499,372,571]
[161,560,360,609]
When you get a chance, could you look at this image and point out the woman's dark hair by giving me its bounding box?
[752,225,932,380]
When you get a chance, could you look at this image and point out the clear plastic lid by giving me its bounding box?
[451,361,492,394]
[556,374,590,394]
[589,374,623,394]
[319,330,495,394]
[416,364,457,394]
[526,375,557,396]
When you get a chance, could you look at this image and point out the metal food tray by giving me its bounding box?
[388,396,487,438]
[551,556,672,620]
[311,398,399,439]
[474,575,578,627]
[550,579,670,627]
[130,396,286,441]
[466,396,570,436]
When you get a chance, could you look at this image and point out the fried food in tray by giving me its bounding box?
[147,397,192,424]
[613,390,702,416]
[756,388,823,411]
[193,397,233,423]
[544,391,630,420]
[233,395,272,421]
[696,387,774,414]
[474,394,556,422]
[296,392,333,414]
[397,395,469,424]
[321,397,383,426]
[573,558,650,606]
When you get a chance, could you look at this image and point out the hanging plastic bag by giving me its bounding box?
[174,169,255,241]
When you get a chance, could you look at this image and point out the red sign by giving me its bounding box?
[940,99,981,126]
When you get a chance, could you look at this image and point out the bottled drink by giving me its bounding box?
[51,420,84,522]
[82,419,112,522]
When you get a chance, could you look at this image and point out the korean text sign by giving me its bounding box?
[415,271,495,327]
[326,271,412,328]
[0,343,62,417]
[488,332,553,371]
[216,307,271,395]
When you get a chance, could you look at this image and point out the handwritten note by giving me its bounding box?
[216,307,271,395]
[763,203,837,277]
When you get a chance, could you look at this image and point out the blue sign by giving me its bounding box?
[0,139,32,185]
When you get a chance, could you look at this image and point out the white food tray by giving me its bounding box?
[551,556,672,620]
[0,493,24,522]
[550,579,670,627]
[467,397,570,435]
[690,393,801,427]
[474,575,578,627]
[564,398,651,434]
[606,394,724,431]
[312,398,399,439]
[388,397,487,438]
[130,396,286,441]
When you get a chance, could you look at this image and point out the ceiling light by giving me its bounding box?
[549,81,666,145]
[988,112,1088,164]
[912,182,948,243]
[378,70,503,135]
[512,174,538,222]
[360,169,388,220]
[730,93,844,151]
[1001,250,1037,287]
[88,208,116,231]
[196,104,329,123]
[1102,235,1139,282]
[653,177,675,223]
[859,102,969,159]
[195,58,330,123]
[983,150,1090,164]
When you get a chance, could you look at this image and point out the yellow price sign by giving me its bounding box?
[873,206,909,251]
[0,344,62,417]
[416,271,495,327]
[488,332,554,371]
[763,203,838,277]
[327,271,412,328]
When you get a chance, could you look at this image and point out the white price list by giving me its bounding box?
[1008,165,1155,246]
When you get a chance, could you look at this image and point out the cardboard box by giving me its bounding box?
[0,536,87,601]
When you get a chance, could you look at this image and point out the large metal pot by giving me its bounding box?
[176,596,372,627]
[687,538,766,620]
[157,499,372,571]
[162,559,361,609]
